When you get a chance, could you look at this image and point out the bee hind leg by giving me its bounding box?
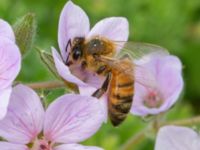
[92,72,111,99]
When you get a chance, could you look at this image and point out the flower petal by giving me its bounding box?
[157,56,183,109]
[0,142,28,150]
[52,47,87,86]
[44,94,105,143]
[58,1,90,61]
[0,37,21,90]
[155,126,200,150]
[0,84,45,144]
[78,86,108,123]
[83,71,105,89]
[0,87,11,120]
[0,19,15,42]
[54,144,103,150]
[131,55,183,116]
[87,17,129,53]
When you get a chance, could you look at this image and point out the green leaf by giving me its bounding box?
[38,48,60,78]
[37,47,79,92]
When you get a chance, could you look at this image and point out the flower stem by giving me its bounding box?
[161,116,200,127]
[120,130,146,150]
[121,115,200,150]
[26,81,65,89]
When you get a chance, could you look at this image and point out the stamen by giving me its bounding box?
[143,91,163,108]
[28,138,52,150]
[40,144,47,149]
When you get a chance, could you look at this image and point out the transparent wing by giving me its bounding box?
[99,41,170,89]
[99,56,157,89]
[113,41,169,64]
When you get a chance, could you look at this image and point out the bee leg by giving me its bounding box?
[92,72,112,98]
[96,65,107,75]
[65,39,72,52]
[65,39,72,64]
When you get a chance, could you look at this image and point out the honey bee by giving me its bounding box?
[65,36,168,126]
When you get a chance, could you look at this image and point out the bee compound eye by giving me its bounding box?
[72,47,82,60]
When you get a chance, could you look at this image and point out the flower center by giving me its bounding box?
[29,138,52,150]
[143,90,163,108]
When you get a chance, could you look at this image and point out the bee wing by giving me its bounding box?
[99,56,157,89]
[114,41,169,63]
[115,41,170,88]
[100,41,170,88]
[134,64,157,89]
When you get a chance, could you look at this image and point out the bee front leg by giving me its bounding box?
[96,65,107,75]
[65,39,72,64]
[92,72,112,99]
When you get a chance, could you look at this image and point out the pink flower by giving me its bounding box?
[131,54,183,116]
[0,19,21,119]
[0,84,105,150]
[52,1,129,95]
[155,126,200,150]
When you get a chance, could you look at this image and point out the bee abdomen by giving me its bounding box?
[113,94,133,103]
[109,93,133,126]
[108,72,134,126]
[110,101,132,113]
[109,111,127,126]
[117,82,134,88]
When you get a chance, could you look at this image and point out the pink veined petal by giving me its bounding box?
[78,86,108,123]
[54,144,104,150]
[87,17,129,53]
[131,104,163,116]
[78,85,96,96]
[0,87,12,120]
[0,142,28,150]
[83,71,105,89]
[131,83,166,116]
[130,83,152,116]
[58,1,90,61]
[131,82,181,116]
[155,126,200,150]
[52,47,87,87]
[131,55,183,116]
[0,37,21,90]
[66,62,104,89]
[98,95,108,123]
[0,19,15,42]
[44,94,105,143]
[0,84,45,144]
[156,56,183,109]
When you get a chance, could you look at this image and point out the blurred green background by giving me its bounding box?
[0,0,200,149]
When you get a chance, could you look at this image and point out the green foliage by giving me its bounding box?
[38,49,60,78]
[1,0,200,149]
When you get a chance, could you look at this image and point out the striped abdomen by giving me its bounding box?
[108,61,134,126]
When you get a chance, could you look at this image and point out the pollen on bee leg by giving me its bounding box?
[143,91,163,108]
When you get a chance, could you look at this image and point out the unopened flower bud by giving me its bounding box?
[13,13,37,56]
